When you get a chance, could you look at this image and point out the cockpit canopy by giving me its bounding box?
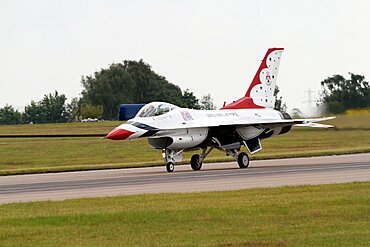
[136,102,178,118]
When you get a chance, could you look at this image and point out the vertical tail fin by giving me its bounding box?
[221,48,284,109]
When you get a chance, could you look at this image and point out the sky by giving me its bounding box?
[1,0,370,113]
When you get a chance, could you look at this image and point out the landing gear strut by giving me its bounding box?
[211,138,250,169]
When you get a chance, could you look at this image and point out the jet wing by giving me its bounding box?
[160,116,335,130]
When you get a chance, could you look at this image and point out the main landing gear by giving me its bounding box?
[190,146,214,171]
[190,154,202,171]
[237,152,250,168]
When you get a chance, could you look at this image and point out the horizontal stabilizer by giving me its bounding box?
[295,123,334,128]
[295,116,336,123]
[294,116,335,128]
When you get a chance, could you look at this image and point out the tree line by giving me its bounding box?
[0,60,216,124]
[320,73,370,114]
[80,60,216,119]
[1,59,369,125]
[0,92,70,125]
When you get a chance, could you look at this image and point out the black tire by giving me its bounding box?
[166,162,174,173]
[237,152,249,168]
[190,154,202,171]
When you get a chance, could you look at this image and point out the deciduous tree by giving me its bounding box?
[81,60,190,119]
[23,91,68,123]
[274,86,287,112]
[199,94,216,110]
[181,89,200,109]
[0,105,22,125]
[80,104,104,119]
[320,73,370,113]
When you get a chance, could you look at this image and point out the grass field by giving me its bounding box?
[0,121,119,135]
[0,114,369,175]
[0,182,369,246]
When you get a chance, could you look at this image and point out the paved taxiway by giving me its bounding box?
[1,153,369,204]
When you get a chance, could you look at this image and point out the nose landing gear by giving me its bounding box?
[163,149,183,173]
[166,162,174,172]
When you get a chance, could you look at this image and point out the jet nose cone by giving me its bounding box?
[106,128,135,140]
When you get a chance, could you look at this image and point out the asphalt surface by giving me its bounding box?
[1,153,369,204]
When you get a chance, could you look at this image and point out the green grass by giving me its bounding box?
[0,182,369,246]
[0,114,369,175]
[326,112,370,130]
[0,121,119,135]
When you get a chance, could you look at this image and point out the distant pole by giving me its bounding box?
[303,87,315,108]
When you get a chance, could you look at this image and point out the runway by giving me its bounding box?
[1,153,370,204]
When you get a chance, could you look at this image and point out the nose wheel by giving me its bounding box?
[163,149,183,173]
[166,162,174,172]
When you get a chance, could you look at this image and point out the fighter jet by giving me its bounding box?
[106,48,334,172]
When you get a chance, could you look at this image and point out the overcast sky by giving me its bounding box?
[1,0,369,112]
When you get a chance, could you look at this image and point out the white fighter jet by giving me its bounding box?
[106,48,334,172]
